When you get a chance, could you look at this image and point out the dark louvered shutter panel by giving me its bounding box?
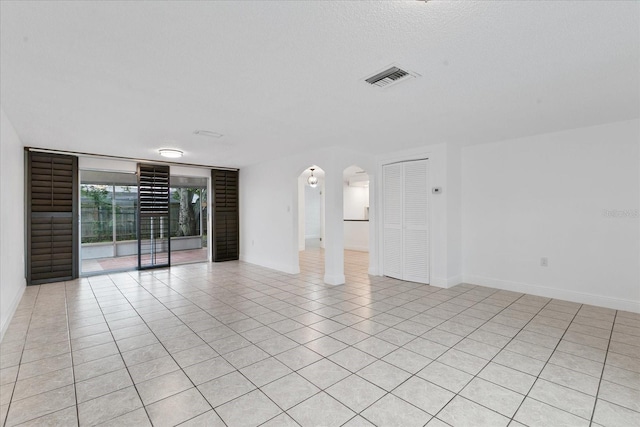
[212,169,239,262]
[137,164,170,269]
[27,152,78,285]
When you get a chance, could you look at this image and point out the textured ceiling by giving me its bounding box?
[1,1,638,167]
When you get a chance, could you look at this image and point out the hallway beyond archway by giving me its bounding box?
[299,248,370,285]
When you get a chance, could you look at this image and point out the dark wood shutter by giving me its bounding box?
[137,163,170,269]
[212,169,239,262]
[27,151,78,285]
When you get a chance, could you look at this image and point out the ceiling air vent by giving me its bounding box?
[364,66,417,88]
[194,130,223,138]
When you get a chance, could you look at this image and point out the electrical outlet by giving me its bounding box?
[540,257,548,267]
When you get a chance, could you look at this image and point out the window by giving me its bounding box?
[169,175,209,264]
[80,170,138,274]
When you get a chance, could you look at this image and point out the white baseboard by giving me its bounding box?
[1,281,26,342]
[429,276,462,289]
[430,277,449,288]
[463,274,640,313]
[239,254,299,275]
[344,245,369,252]
[447,275,463,288]
[324,274,346,286]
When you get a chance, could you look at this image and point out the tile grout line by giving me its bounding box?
[426,294,584,424]
[1,285,40,427]
[589,310,617,427]
[104,272,222,426]
[3,257,638,427]
[160,272,577,426]
[0,282,596,426]
[120,267,443,425]
[10,265,356,427]
[398,288,556,426]
[528,307,618,424]
[115,268,306,425]
[498,299,583,426]
[2,286,74,427]
[73,277,139,424]
[145,268,361,426]
[80,275,159,425]
[514,304,624,423]
[202,273,474,426]
[327,285,531,425]
[64,281,82,427]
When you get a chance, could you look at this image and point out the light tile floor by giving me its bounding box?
[1,249,639,426]
[82,248,209,274]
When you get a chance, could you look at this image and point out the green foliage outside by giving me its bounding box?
[81,185,207,244]
[81,184,112,243]
[171,188,206,237]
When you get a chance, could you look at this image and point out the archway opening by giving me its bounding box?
[343,165,370,281]
[298,166,325,278]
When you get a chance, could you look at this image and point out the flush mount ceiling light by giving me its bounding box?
[193,130,224,138]
[158,148,183,158]
[307,168,318,188]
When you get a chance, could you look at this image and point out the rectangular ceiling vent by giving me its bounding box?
[364,66,417,88]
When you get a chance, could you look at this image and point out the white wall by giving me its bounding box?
[343,182,369,220]
[344,221,369,252]
[79,157,137,173]
[462,119,640,312]
[240,121,639,311]
[1,108,26,340]
[446,142,463,286]
[240,156,300,274]
[239,141,463,288]
[297,176,306,251]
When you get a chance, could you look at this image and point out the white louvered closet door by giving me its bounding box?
[383,163,403,280]
[383,160,429,284]
[402,160,429,283]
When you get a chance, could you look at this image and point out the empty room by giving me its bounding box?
[0,1,638,426]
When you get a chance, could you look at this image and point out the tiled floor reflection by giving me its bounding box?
[1,249,639,426]
[82,248,209,274]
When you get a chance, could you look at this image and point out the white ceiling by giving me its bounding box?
[1,1,638,168]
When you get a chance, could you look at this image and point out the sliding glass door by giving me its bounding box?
[80,170,138,274]
[170,176,209,265]
[80,168,210,274]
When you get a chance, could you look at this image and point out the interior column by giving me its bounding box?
[323,168,345,285]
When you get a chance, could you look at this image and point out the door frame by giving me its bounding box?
[377,147,443,286]
[381,158,430,284]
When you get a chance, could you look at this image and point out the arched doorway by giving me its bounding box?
[297,166,325,278]
[343,165,370,280]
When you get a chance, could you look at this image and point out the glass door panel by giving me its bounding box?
[137,164,170,270]
[80,171,138,274]
[169,176,208,265]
